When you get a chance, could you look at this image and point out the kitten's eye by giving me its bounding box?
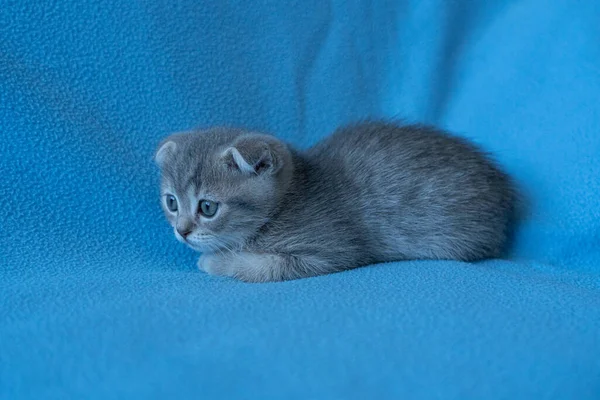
[198,200,218,218]
[165,194,178,213]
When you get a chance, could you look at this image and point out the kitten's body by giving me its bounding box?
[155,121,515,282]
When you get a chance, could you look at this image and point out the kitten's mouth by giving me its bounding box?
[174,228,235,253]
[174,230,203,251]
[178,234,212,253]
[186,237,236,254]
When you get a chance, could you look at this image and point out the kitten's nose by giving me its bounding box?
[177,226,192,238]
[176,222,194,239]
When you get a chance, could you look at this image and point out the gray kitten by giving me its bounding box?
[155,121,515,282]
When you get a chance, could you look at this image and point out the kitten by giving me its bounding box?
[154,121,515,282]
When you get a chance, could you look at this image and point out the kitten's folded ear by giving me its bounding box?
[155,133,186,167]
[221,134,287,176]
[154,140,176,167]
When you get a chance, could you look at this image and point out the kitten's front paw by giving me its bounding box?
[197,253,234,277]
[197,252,284,282]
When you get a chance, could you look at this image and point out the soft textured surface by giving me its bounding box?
[1,0,599,399]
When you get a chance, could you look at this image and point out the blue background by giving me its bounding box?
[1,0,599,398]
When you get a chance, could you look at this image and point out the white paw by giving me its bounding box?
[197,252,283,282]
[197,253,230,276]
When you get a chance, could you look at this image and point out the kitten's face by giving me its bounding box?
[155,128,291,254]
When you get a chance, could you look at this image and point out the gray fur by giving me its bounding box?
[155,121,516,282]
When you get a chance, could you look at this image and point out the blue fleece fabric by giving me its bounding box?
[1,0,599,399]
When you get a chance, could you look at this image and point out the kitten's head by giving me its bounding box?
[154,127,293,253]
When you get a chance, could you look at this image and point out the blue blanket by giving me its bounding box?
[1,0,599,398]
